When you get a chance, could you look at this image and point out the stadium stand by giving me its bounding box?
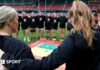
[88,0,100,4]
[0,0,99,12]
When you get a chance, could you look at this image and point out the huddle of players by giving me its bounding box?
[18,12,69,41]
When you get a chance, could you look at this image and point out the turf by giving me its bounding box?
[14,22,69,44]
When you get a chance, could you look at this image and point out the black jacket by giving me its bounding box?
[1,29,100,70]
[0,35,34,70]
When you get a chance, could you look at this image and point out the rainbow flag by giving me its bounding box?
[29,38,65,70]
[29,38,61,57]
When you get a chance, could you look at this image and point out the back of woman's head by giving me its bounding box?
[69,1,96,47]
[0,6,17,28]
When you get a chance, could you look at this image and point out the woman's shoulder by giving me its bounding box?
[3,36,28,48]
[68,29,100,48]
[68,31,88,48]
[69,31,83,40]
[94,28,100,34]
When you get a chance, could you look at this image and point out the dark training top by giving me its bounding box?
[59,16,68,28]
[1,29,100,70]
[0,35,34,66]
[30,16,37,28]
[45,16,53,30]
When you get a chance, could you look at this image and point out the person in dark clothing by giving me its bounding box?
[30,13,36,31]
[37,12,45,37]
[30,13,37,40]
[0,6,34,69]
[21,14,30,31]
[67,19,73,31]
[93,12,100,29]
[16,14,23,38]
[45,13,53,39]
[37,13,44,29]
[59,13,68,39]
[93,12,98,25]
[52,13,60,39]
[0,1,100,70]
[45,13,53,30]
[59,13,68,29]
[52,13,59,30]
[0,35,33,59]
[22,13,31,42]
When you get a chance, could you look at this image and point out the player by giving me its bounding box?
[30,12,37,40]
[21,13,30,42]
[52,13,59,40]
[45,13,53,39]
[59,13,68,39]
[37,12,45,38]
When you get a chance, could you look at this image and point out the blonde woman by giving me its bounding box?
[0,6,33,69]
[0,1,100,70]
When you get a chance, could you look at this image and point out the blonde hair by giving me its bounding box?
[0,6,17,28]
[69,1,96,47]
